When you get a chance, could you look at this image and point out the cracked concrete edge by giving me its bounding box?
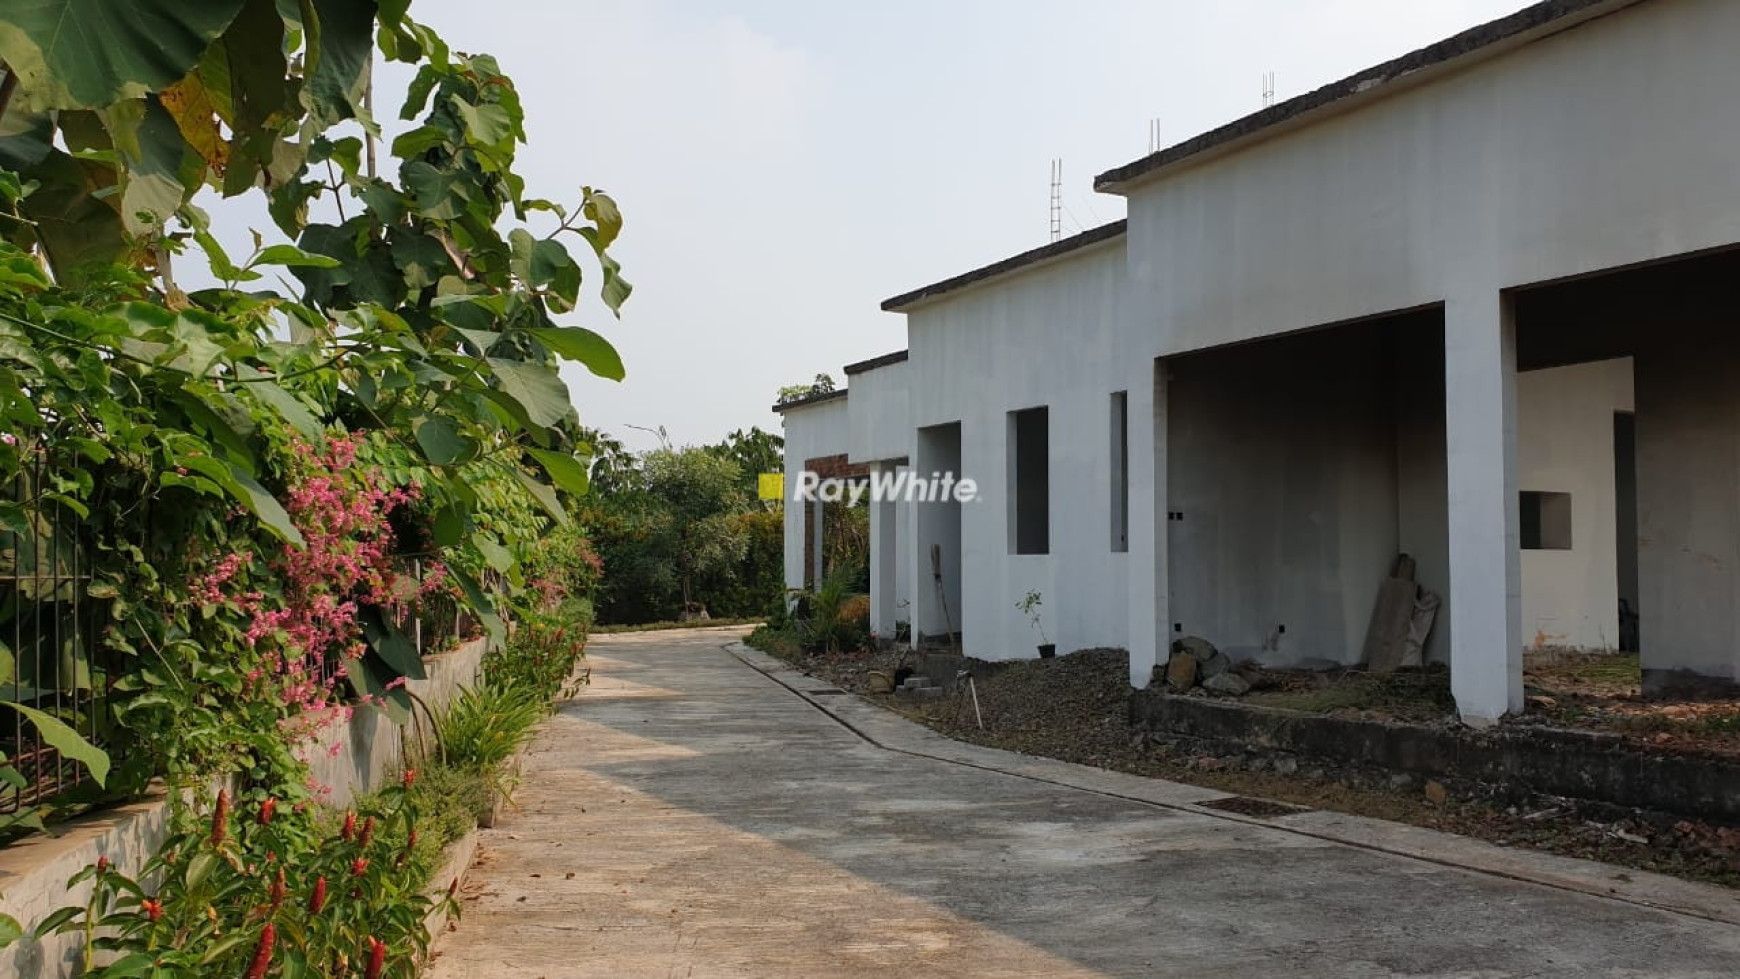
[724,641,1740,928]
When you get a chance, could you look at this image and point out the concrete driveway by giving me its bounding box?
[426,628,1740,978]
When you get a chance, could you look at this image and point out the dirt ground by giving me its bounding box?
[761,642,1740,889]
[1518,652,1740,756]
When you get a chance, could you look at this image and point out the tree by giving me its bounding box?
[708,427,783,497]
[776,374,835,405]
[642,448,749,613]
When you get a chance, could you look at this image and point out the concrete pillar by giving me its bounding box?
[869,462,899,643]
[810,499,826,589]
[1444,290,1523,724]
[906,438,926,652]
[1127,359,1168,688]
[782,446,806,597]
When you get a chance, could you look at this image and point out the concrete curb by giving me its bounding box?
[421,826,480,952]
[725,641,1740,928]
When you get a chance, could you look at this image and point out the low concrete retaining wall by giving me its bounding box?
[0,638,489,978]
[1130,690,1740,821]
[307,638,488,808]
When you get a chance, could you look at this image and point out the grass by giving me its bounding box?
[591,617,763,634]
[1243,669,1456,722]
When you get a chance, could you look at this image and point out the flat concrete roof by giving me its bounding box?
[1095,0,1640,194]
[843,349,909,375]
[770,387,847,414]
[880,220,1126,313]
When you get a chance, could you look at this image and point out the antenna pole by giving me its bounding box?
[1048,159,1062,243]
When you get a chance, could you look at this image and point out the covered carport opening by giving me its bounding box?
[1514,247,1740,697]
[1165,308,1449,668]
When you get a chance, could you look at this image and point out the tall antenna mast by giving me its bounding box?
[1261,71,1276,107]
[1147,117,1161,154]
[1048,159,1063,242]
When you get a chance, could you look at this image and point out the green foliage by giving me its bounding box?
[706,427,783,497]
[0,0,630,970]
[438,684,545,775]
[775,374,835,405]
[39,781,449,977]
[585,434,788,624]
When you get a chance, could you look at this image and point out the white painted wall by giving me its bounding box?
[848,360,910,464]
[1516,359,1635,651]
[1121,0,1740,359]
[900,241,1132,662]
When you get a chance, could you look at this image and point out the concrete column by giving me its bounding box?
[1444,290,1523,723]
[869,462,899,643]
[906,439,925,652]
[1127,359,1168,688]
[782,447,806,597]
[810,499,826,589]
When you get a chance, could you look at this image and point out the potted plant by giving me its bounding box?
[1017,590,1055,658]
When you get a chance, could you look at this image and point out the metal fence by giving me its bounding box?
[2,454,108,815]
[0,444,503,817]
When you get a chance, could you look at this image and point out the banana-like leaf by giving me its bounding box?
[0,0,247,111]
[2,701,109,787]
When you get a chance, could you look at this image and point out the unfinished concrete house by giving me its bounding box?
[777,0,1740,723]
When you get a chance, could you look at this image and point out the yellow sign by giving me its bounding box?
[757,472,785,501]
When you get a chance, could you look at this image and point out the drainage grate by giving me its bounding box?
[1197,796,1310,819]
[807,688,848,696]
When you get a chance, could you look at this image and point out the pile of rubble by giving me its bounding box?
[1163,636,1251,696]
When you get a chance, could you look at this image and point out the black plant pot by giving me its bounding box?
[1037,643,1056,659]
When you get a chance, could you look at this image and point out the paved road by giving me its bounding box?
[427,629,1740,978]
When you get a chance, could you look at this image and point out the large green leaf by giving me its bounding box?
[527,447,591,497]
[527,326,623,381]
[511,467,568,526]
[0,0,247,111]
[0,911,22,949]
[358,606,426,681]
[3,701,109,787]
[14,149,124,283]
[413,414,474,466]
[300,0,374,126]
[450,566,505,647]
[486,358,572,428]
[237,367,323,439]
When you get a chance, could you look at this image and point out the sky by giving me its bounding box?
[220,0,1533,452]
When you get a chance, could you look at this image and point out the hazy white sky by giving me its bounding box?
[232,1,1534,451]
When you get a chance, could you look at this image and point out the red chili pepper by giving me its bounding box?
[308,876,327,914]
[245,923,274,979]
[211,790,230,847]
[364,936,386,979]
